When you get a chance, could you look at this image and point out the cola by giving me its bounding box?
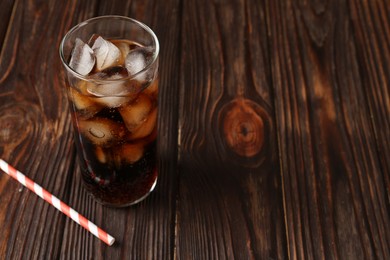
[66,36,159,206]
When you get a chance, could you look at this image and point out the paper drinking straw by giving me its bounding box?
[0,159,115,246]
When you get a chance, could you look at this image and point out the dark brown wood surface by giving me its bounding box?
[0,0,388,259]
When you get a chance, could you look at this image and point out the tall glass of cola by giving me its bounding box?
[60,16,159,207]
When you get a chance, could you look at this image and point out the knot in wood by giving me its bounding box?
[222,99,264,157]
[0,105,30,146]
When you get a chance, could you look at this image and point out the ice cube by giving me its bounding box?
[125,47,154,80]
[119,94,153,132]
[87,34,100,46]
[129,107,157,140]
[94,95,135,108]
[143,79,159,97]
[113,142,144,166]
[86,67,136,107]
[92,36,121,71]
[88,67,129,96]
[78,118,124,146]
[113,41,131,65]
[95,146,107,163]
[77,80,88,94]
[69,38,95,75]
[68,87,102,117]
[141,125,157,146]
[95,66,129,78]
[78,80,131,108]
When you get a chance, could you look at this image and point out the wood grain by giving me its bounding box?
[176,0,285,259]
[0,0,388,259]
[0,0,77,258]
[0,0,16,51]
[267,0,389,259]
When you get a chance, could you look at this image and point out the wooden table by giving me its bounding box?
[0,0,389,259]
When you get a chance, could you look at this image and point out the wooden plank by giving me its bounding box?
[0,0,16,51]
[267,0,390,258]
[0,0,387,258]
[0,0,91,258]
[175,0,286,259]
[348,0,390,204]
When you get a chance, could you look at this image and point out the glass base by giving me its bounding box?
[90,177,158,208]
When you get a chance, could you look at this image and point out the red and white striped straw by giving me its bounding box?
[0,159,115,246]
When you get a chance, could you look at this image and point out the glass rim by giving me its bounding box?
[59,15,160,82]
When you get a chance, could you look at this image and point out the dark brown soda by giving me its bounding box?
[68,38,158,207]
[74,127,157,206]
